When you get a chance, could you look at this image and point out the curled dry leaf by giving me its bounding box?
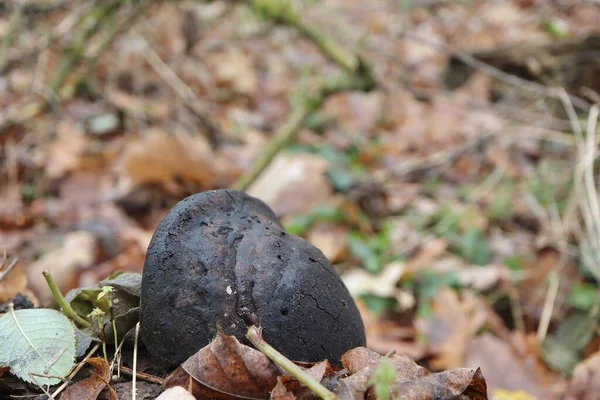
[164,332,281,400]
[339,347,488,400]
[61,357,116,400]
[339,347,428,399]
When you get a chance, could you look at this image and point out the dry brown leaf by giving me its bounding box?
[339,347,487,400]
[207,48,258,95]
[416,288,488,370]
[389,367,488,400]
[44,120,88,179]
[61,357,116,400]
[356,300,425,360]
[306,223,348,263]
[247,154,332,216]
[27,231,98,303]
[465,333,550,399]
[117,128,220,191]
[0,262,28,304]
[164,332,281,400]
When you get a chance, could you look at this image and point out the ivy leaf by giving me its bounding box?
[0,308,76,385]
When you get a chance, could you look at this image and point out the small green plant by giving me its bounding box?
[284,205,344,236]
[88,307,108,361]
[368,357,397,400]
[98,286,119,359]
[346,225,393,274]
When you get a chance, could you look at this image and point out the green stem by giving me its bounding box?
[249,0,358,72]
[42,270,90,328]
[246,326,338,400]
[230,72,374,191]
[231,103,313,191]
[99,319,108,362]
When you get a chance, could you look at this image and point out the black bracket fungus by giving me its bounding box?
[140,189,365,368]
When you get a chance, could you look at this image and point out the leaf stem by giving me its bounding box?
[42,270,90,328]
[246,325,338,400]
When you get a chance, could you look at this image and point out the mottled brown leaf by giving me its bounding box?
[390,367,487,400]
[61,357,116,400]
[339,347,487,400]
[166,332,281,400]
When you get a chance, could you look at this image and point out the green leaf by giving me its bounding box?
[311,205,343,223]
[541,311,595,375]
[0,308,76,385]
[360,294,397,316]
[567,283,598,311]
[503,256,523,271]
[347,234,381,273]
[460,229,491,266]
[284,214,314,236]
[326,167,355,191]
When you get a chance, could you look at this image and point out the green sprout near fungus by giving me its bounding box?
[98,286,119,358]
[88,307,108,361]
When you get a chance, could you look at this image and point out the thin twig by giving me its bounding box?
[120,366,165,386]
[0,257,18,284]
[132,322,140,400]
[249,0,359,72]
[388,132,498,178]
[537,271,560,343]
[133,32,219,138]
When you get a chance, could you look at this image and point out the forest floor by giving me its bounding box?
[2,0,600,399]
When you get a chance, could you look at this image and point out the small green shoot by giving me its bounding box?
[360,294,397,316]
[88,308,107,361]
[368,357,396,400]
[98,286,119,361]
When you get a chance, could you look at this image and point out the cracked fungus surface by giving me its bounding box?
[140,189,365,368]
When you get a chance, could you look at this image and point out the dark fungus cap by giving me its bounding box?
[140,189,366,368]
